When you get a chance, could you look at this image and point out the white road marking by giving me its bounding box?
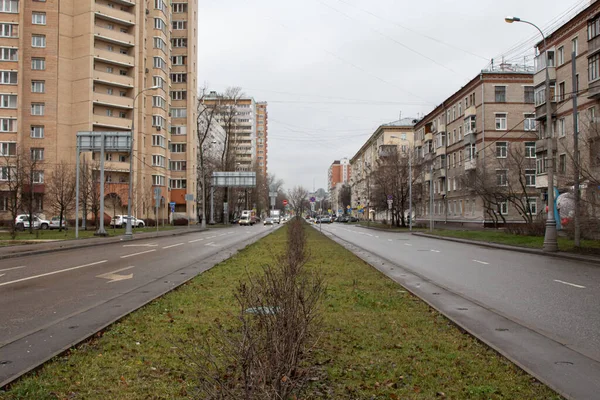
[430,249,440,253]
[0,266,27,273]
[404,243,413,246]
[0,260,108,287]
[388,239,393,242]
[163,243,184,249]
[120,249,156,259]
[123,243,157,248]
[205,242,219,247]
[219,233,227,237]
[96,266,135,283]
[473,260,489,265]
[0,274,4,278]
[188,238,204,243]
[554,279,586,289]
[375,236,379,238]
[206,236,216,239]
[366,234,374,237]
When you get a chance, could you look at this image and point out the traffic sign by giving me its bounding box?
[387,194,393,200]
[346,205,351,209]
[283,199,288,206]
[169,202,176,213]
[310,197,316,203]
[338,209,343,213]
[387,199,393,210]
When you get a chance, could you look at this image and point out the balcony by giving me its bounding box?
[93,70,134,88]
[95,4,136,26]
[435,146,446,156]
[94,26,135,47]
[535,101,557,121]
[464,132,476,144]
[437,123,446,134]
[92,114,131,129]
[533,66,556,87]
[94,48,134,67]
[464,106,476,117]
[465,159,476,171]
[589,79,600,99]
[93,92,133,109]
[104,160,130,172]
[434,168,446,178]
[424,132,433,142]
[534,137,556,154]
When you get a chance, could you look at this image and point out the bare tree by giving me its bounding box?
[1,146,26,238]
[46,160,76,232]
[23,149,42,233]
[287,186,308,218]
[338,184,351,213]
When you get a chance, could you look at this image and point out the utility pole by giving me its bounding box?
[572,51,581,247]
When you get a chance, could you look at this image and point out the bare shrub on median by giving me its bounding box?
[190,218,325,399]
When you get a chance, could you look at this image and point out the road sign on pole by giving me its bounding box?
[387,199,393,210]
[169,202,176,213]
[310,197,316,203]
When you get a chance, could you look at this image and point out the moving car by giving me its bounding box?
[15,214,50,230]
[110,215,145,228]
[320,216,332,224]
[264,217,275,226]
[239,216,255,226]
[49,216,67,230]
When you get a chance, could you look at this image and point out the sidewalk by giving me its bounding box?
[0,226,206,261]
[413,232,600,266]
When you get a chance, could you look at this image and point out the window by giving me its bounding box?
[30,148,44,161]
[31,34,45,48]
[0,93,16,108]
[558,82,565,102]
[153,37,167,51]
[589,18,600,40]
[153,56,166,70]
[495,113,507,130]
[558,118,565,137]
[0,23,17,37]
[170,90,187,100]
[557,46,564,65]
[152,154,166,168]
[152,95,166,109]
[458,102,462,116]
[536,154,548,174]
[169,179,187,189]
[0,47,17,61]
[500,201,508,215]
[171,126,186,135]
[572,37,578,57]
[171,55,186,65]
[154,0,166,10]
[525,142,536,158]
[171,38,187,48]
[0,166,12,180]
[535,83,555,106]
[170,73,187,83]
[31,80,44,93]
[496,142,507,158]
[559,154,567,173]
[154,18,167,32]
[590,54,600,82]
[524,86,534,103]
[0,117,16,131]
[32,12,46,25]
[525,169,536,187]
[170,143,186,152]
[495,86,506,102]
[0,141,16,156]
[153,75,165,89]
[152,175,165,186]
[32,171,44,183]
[527,199,537,215]
[31,57,44,70]
[119,111,126,118]
[172,20,187,30]
[119,69,127,76]
[0,0,18,13]
[458,126,462,140]
[152,115,165,128]
[464,116,476,134]
[169,160,186,171]
[152,134,166,148]
[496,169,508,186]
[172,3,187,12]
[523,114,536,132]
[29,125,44,138]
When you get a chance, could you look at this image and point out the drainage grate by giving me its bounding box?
[495,328,509,332]
[432,292,440,295]
[555,361,574,366]
[456,308,468,311]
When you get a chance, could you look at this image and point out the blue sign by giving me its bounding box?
[310,197,316,203]
[338,209,343,213]
[169,202,176,212]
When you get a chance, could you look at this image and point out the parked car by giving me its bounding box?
[320,216,332,224]
[15,214,49,230]
[264,218,275,226]
[110,215,145,228]
[348,216,359,222]
[337,216,349,223]
[49,216,67,230]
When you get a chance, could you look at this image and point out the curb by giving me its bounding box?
[0,227,207,261]
[413,232,600,266]
[355,224,412,233]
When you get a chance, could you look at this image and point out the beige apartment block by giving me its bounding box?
[413,67,535,227]
[0,0,198,223]
[532,1,600,220]
[255,101,267,177]
[349,118,416,220]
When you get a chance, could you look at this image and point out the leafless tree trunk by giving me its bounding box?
[46,160,76,232]
[288,186,309,218]
[1,148,26,239]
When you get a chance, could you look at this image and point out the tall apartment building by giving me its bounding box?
[256,101,268,177]
[203,92,268,178]
[413,67,535,226]
[350,118,416,220]
[328,158,351,213]
[0,0,198,222]
[531,1,600,219]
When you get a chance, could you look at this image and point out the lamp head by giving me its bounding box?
[505,16,520,23]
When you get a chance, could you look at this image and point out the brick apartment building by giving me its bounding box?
[0,0,199,222]
[328,158,351,214]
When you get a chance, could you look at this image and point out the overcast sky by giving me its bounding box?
[198,0,590,192]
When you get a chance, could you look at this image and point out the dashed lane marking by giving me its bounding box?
[473,260,489,265]
[404,243,413,246]
[188,238,204,243]
[554,279,586,289]
[120,249,156,259]
[0,266,26,273]
[163,243,184,249]
[430,249,441,253]
[0,260,108,287]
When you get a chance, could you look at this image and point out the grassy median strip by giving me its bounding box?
[1,223,561,399]
[429,229,600,254]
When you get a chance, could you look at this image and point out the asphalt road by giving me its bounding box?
[0,223,280,386]
[319,223,600,363]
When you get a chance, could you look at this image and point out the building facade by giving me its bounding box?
[256,101,268,177]
[350,118,416,220]
[328,158,351,214]
[413,67,536,226]
[0,0,199,222]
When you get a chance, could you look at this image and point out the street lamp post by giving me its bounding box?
[391,135,413,231]
[124,85,160,239]
[505,16,558,252]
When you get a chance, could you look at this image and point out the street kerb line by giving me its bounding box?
[0,260,108,287]
[163,243,184,249]
[554,279,586,289]
[120,249,156,259]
